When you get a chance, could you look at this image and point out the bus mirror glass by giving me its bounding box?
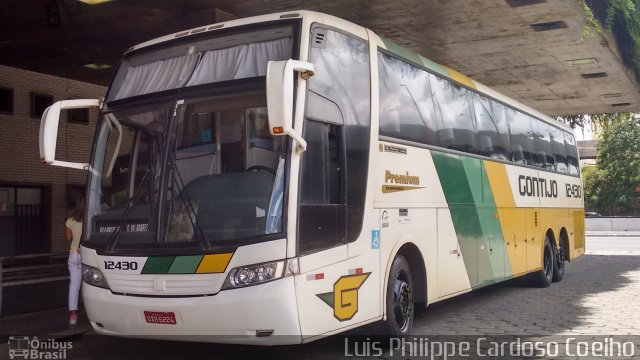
[266,59,315,153]
[39,98,101,170]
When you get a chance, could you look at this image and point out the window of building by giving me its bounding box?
[31,93,54,119]
[67,107,89,124]
[0,87,13,114]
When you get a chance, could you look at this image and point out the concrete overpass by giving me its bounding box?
[1,0,638,117]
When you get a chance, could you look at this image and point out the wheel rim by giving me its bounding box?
[393,274,412,332]
[544,245,553,280]
[556,246,565,272]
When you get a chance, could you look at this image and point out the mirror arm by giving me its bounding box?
[290,61,314,154]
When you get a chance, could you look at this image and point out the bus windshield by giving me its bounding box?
[86,93,286,252]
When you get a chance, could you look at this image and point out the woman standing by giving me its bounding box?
[66,205,83,326]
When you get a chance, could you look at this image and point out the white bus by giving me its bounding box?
[39,10,584,344]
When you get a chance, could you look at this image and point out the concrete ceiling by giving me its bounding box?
[1,0,638,116]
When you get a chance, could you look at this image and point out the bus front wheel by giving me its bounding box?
[381,255,414,336]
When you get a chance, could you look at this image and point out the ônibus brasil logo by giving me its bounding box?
[8,336,72,360]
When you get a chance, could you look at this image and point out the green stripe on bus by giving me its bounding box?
[381,38,423,66]
[432,152,509,287]
[432,152,485,287]
[168,255,203,274]
[381,38,449,77]
[419,56,449,78]
[142,256,175,274]
[461,157,483,204]
[478,163,513,280]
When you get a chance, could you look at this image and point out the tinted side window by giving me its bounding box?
[378,52,437,145]
[550,127,568,173]
[564,132,580,175]
[533,121,554,170]
[308,27,370,243]
[299,121,346,255]
[432,76,478,153]
[300,121,342,205]
[474,95,511,160]
[507,109,535,165]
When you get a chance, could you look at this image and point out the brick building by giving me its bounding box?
[0,65,106,256]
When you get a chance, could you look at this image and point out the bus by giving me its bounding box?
[38,10,584,345]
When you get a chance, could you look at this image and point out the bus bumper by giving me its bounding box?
[82,276,302,345]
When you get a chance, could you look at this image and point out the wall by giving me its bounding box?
[0,65,107,253]
[586,217,640,231]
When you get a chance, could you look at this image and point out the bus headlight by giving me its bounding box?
[82,264,110,289]
[222,261,284,289]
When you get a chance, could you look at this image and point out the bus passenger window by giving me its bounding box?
[533,121,554,170]
[551,127,568,173]
[378,52,437,145]
[473,95,511,160]
[564,132,580,175]
[432,76,478,154]
[507,110,535,165]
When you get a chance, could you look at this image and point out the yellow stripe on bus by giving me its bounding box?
[447,67,476,89]
[483,161,515,208]
[483,161,526,275]
[196,253,234,273]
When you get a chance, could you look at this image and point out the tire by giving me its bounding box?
[529,236,554,288]
[379,255,414,336]
[552,239,566,283]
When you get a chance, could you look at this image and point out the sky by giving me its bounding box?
[574,124,593,141]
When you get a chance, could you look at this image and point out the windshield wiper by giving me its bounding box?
[168,156,211,250]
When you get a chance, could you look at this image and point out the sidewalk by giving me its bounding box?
[586,230,640,237]
[0,307,91,342]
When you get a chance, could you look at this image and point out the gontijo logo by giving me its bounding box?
[317,272,371,321]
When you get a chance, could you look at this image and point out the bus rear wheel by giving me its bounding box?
[530,236,554,288]
[381,255,414,336]
[552,242,565,282]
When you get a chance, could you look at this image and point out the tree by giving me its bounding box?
[584,113,640,215]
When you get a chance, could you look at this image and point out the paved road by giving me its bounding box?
[2,243,640,359]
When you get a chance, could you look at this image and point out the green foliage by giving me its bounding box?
[581,0,602,39]
[553,114,589,128]
[584,0,640,82]
[581,165,600,210]
[583,113,640,215]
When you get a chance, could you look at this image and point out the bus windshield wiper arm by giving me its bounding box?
[169,157,211,250]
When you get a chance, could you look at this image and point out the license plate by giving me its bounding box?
[144,311,177,325]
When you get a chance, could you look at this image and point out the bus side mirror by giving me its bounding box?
[266,59,315,153]
[39,98,102,170]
